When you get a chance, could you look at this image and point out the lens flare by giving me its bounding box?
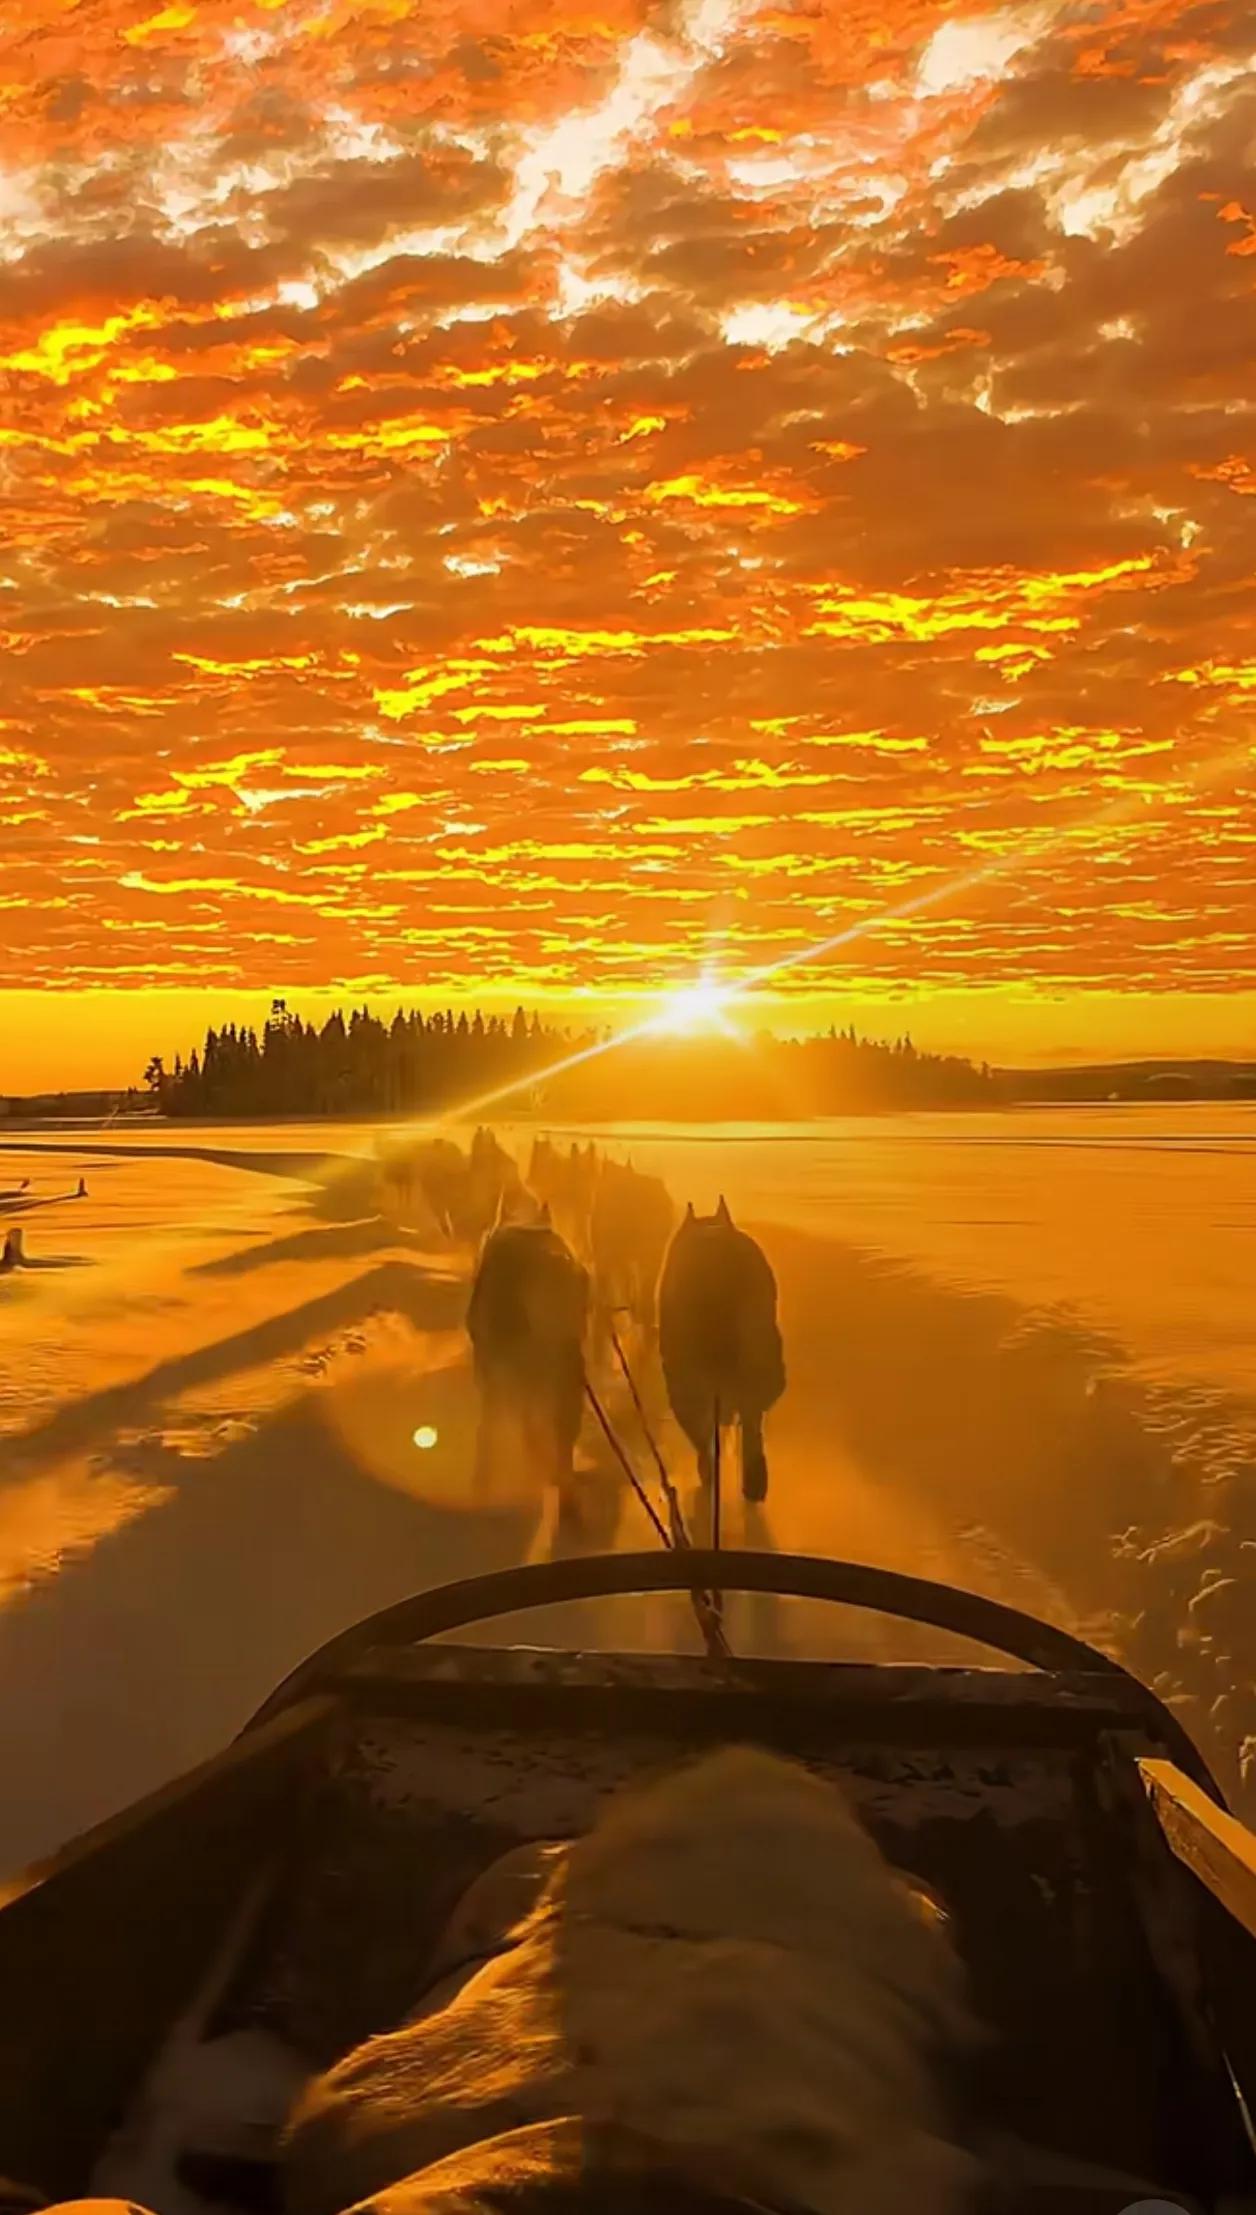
[446,732,1255,1125]
[650,978,738,1036]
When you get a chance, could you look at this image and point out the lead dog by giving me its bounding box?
[657,1199,784,1501]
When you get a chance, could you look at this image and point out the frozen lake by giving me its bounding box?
[2,1103,1255,1869]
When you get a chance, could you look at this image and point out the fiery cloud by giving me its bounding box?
[2,0,1255,1059]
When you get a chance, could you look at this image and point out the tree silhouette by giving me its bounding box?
[145,1003,999,1120]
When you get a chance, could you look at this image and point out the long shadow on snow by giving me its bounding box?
[0,1378,540,1876]
[0,1140,384,1224]
[762,1223,1256,1798]
[1,1259,466,1482]
[192,1216,443,1278]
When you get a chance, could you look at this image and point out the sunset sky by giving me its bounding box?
[3,0,1256,1090]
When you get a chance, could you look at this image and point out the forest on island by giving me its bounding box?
[142,1000,1001,1120]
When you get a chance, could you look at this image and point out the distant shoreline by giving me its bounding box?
[10,1036,1256,1125]
[4,1085,1256,1141]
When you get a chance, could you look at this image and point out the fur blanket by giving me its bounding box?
[283,1748,978,2215]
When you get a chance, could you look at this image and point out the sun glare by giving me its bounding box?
[652,979,739,1036]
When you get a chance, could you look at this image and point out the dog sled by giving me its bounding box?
[2,1549,1256,2210]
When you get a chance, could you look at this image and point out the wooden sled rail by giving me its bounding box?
[1140,1757,1256,1943]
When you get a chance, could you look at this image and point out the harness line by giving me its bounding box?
[608,1320,688,1550]
[711,1398,724,1622]
[585,1352,731,1664]
[583,1377,669,1548]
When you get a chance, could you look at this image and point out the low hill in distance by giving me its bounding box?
[999,1059,1256,1103]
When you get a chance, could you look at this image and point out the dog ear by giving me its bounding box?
[715,1194,732,1224]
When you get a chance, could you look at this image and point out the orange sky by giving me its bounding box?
[3,0,1256,1092]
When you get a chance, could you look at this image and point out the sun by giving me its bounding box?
[651,978,739,1036]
